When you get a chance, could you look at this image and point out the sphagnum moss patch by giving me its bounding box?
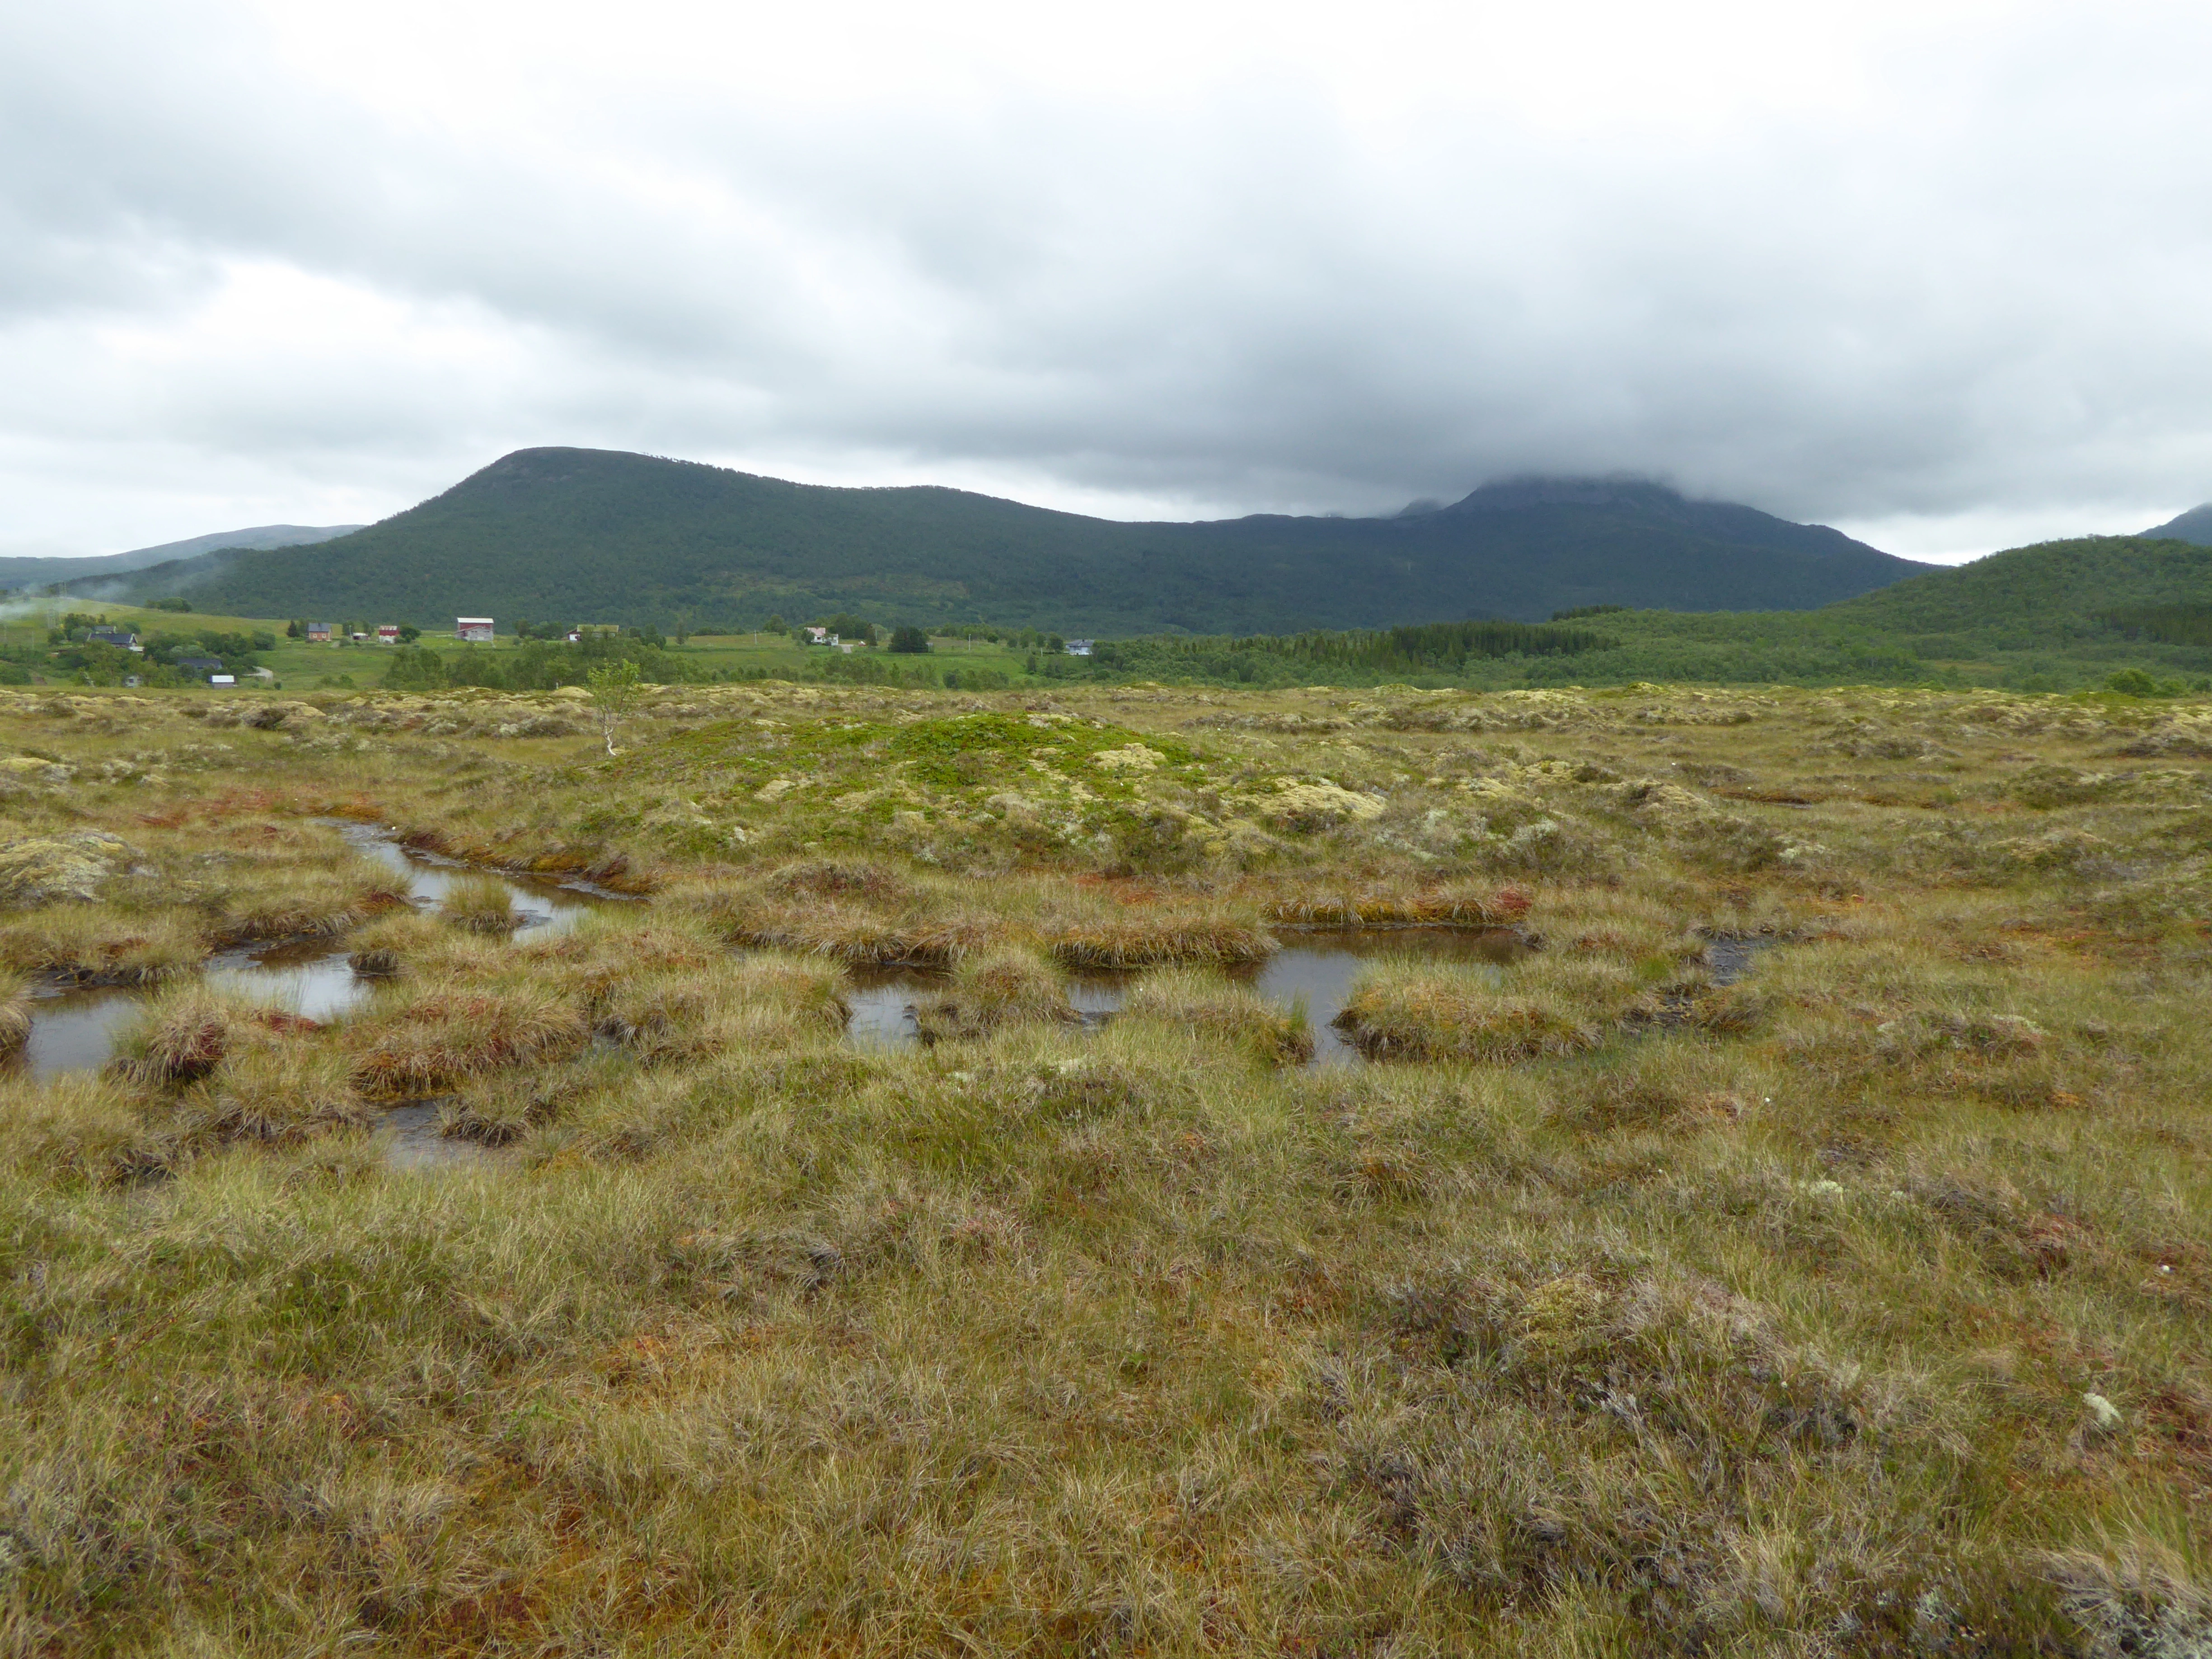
[0,678,2206,1653]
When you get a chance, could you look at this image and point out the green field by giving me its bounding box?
[1,605,1056,695]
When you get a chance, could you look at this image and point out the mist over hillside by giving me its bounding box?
[0,524,361,591]
[102,447,1926,634]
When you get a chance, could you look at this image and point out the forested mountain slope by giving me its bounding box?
[110,448,1926,633]
[1823,535,2212,643]
[2143,504,2212,546]
[1,524,359,590]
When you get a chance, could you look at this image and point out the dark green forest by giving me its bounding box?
[103,449,1925,635]
[2096,603,2212,647]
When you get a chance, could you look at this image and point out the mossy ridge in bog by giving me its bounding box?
[647,709,1200,797]
[883,711,1199,793]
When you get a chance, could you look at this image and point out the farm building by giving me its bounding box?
[456,618,495,643]
[305,623,333,643]
[377,625,401,643]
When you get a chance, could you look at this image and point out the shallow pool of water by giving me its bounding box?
[1703,935,1772,985]
[10,822,629,1079]
[326,819,617,934]
[379,1101,497,1170]
[19,939,380,1080]
[204,939,375,1021]
[1253,928,1532,1065]
[842,968,1130,1052]
[840,927,1535,1065]
[19,988,146,1080]
[844,975,929,1050]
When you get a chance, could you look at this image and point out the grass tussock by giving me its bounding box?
[594,952,848,1064]
[1121,965,1314,1064]
[437,1054,623,1145]
[687,886,994,966]
[0,1070,150,1181]
[1335,961,1598,1060]
[169,1034,370,1151]
[757,855,912,905]
[1270,882,1532,927]
[107,985,244,1087]
[1045,909,1277,969]
[344,981,590,1096]
[0,904,205,984]
[438,873,521,934]
[913,946,1076,1043]
[344,908,441,976]
[198,864,411,946]
[0,967,29,1057]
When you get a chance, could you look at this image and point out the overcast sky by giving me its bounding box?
[5,0,2209,563]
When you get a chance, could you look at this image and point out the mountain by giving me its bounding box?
[1824,534,2212,640]
[98,448,1926,634]
[1130,534,2212,692]
[2144,505,2212,546]
[0,524,362,591]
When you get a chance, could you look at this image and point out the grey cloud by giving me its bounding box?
[3,1,2211,558]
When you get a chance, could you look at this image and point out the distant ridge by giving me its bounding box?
[2144,504,2212,546]
[98,448,1928,633]
[0,524,361,590]
[1828,533,2212,634]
